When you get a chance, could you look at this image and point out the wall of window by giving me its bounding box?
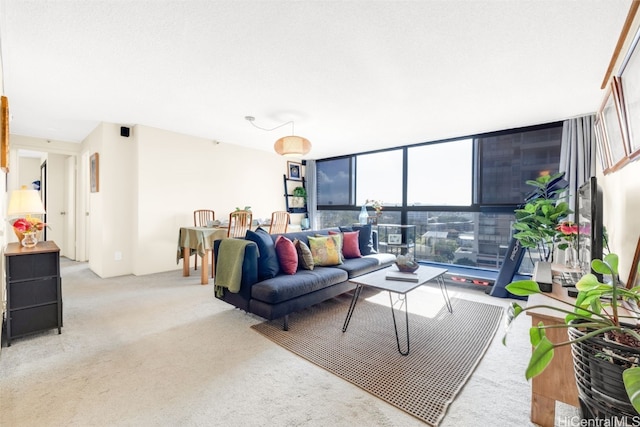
[315,122,563,273]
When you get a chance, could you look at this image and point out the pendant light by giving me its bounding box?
[245,116,311,156]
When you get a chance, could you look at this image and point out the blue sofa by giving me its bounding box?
[213,226,395,330]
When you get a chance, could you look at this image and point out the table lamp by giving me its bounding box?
[7,185,46,246]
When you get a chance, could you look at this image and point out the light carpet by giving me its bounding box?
[252,290,503,426]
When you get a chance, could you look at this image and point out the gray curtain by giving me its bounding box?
[305,160,317,229]
[559,115,596,220]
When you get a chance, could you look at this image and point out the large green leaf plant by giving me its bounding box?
[504,253,640,413]
[512,172,571,263]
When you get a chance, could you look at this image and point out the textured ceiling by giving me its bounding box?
[0,0,633,159]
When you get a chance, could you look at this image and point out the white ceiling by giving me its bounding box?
[0,0,633,159]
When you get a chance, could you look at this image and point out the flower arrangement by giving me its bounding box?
[555,220,579,250]
[365,199,383,215]
[12,217,46,235]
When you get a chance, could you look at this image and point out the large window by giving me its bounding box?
[356,150,403,206]
[315,122,564,272]
[407,139,473,206]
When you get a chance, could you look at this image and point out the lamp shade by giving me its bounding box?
[7,185,46,216]
[274,135,311,157]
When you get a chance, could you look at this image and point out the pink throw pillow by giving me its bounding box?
[329,230,362,259]
[275,235,298,274]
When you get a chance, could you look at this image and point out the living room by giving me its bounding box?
[2,1,640,425]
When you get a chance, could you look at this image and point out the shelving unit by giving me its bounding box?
[5,241,62,346]
[283,174,307,214]
[377,224,416,260]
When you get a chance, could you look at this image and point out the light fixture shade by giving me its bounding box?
[274,135,311,157]
[7,185,46,216]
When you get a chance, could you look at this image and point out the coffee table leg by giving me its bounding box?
[438,276,453,313]
[342,284,363,332]
[389,292,410,356]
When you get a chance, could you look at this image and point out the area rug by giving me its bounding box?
[251,292,504,426]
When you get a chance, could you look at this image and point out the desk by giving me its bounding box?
[526,266,580,426]
[177,227,228,284]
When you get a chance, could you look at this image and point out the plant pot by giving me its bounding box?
[568,324,640,419]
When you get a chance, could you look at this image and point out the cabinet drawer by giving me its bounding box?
[9,304,59,337]
[7,252,59,280]
[9,277,59,307]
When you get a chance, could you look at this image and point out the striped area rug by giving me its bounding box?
[252,291,504,426]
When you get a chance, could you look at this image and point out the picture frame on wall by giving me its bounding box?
[1,96,9,173]
[627,237,640,289]
[90,153,100,192]
[599,82,629,172]
[593,116,611,174]
[618,24,640,161]
[287,161,302,181]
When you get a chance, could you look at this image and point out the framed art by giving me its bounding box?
[618,24,640,161]
[593,116,611,173]
[287,161,302,181]
[388,234,402,244]
[627,237,640,289]
[1,96,9,173]
[599,82,629,172]
[90,152,100,193]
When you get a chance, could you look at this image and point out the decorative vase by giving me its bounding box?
[358,205,368,225]
[21,231,38,248]
[565,244,579,269]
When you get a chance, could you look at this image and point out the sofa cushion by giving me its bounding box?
[245,227,280,280]
[251,267,348,304]
[275,235,298,275]
[340,224,376,255]
[335,256,386,278]
[308,235,343,266]
[294,238,314,270]
[329,230,361,259]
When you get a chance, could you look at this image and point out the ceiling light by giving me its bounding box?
[245,116,311,157]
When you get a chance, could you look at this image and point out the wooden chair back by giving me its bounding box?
[194,210,215,227]
[269,211,290,234]
[228,210,253,238]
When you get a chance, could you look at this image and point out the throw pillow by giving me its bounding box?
[329,230,362,259]
[245,227,280,280]
[294,238,314,270]
[307,235,343,266]
[275,235,298,275]
[341,224,376,255]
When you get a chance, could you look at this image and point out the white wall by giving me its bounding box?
[599,159,640,281]
[132,124,288,276]
[77,123,290,277]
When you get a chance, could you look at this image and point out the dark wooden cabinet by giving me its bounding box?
[5,241,62,346]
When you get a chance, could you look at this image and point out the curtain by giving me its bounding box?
[305,159,317,229]
[559,115,596,220]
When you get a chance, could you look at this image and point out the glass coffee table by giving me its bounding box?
[342,265,451,355]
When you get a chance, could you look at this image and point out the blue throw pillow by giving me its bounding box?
[245,227,280,280]
[340,224,376,255]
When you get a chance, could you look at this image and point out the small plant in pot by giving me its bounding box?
[292,186,307,207]
[504,253,640,417]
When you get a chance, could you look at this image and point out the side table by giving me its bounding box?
[5,241,62,346]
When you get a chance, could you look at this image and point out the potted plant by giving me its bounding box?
[504,253,640,418]
[512,172,571,265]
[292,186,307,208]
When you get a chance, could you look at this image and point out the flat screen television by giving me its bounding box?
[576,176,603,278]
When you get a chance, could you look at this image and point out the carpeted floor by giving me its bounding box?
[252,292,503,426]
[0,259,580,426]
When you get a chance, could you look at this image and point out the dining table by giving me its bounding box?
[176,226,229,284]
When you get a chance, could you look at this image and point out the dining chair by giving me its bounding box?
[193,210,215,270]
[268,211,290,234]
[227,210,253,238]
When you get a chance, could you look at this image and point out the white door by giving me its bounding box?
[64,155,76,260]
